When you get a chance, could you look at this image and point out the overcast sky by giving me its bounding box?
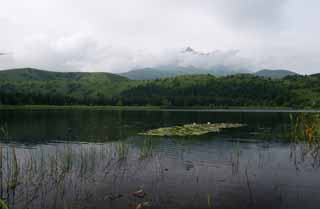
[0,0,319,74]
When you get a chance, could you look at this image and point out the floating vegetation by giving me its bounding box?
[139,123,246,137]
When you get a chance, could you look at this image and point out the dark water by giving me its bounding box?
[0,109,319,209]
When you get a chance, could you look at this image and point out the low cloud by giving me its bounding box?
[0,34,253,72]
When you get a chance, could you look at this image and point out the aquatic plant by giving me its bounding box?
[139,138,153,159]
[139,123,246,137]
[231,142,241,175]
[0,198,9,209]
[289,113,320,143]
[207,193,213,209]
[0,124,9,140]
[289,113,320,167]
[116,141,129,160]
[8,147,19,190]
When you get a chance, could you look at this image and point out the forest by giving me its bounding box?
[0,68,319,108]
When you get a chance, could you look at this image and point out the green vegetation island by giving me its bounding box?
[0,68,319,109]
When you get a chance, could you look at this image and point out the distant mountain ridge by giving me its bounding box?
[0,67,300,82]
[120,66,299,80]
[254,69,298,79]
[120,65,250,80]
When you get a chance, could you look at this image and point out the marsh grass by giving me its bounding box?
[116,141,129,160]
[0,124,9,140]
[289,113,320,167]
[231,142,241,175]
[207,193,213,209]
[8,147,18,190]
[0,198,9,209]
[139,138,153,159]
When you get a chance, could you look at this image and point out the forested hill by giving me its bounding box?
[0,68,319,108]
[119,74,319,107]
[0,68,134,105]
[0,68,128,82]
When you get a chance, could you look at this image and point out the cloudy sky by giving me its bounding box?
[0,0,319,74]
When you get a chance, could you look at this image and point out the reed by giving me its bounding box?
[0,124,9,140]
[8,147,19,190]
[116,141,129,160]
[0,198,9,209]
[207,193,213,209]
[289,113,320,166]
[139,138,153,159]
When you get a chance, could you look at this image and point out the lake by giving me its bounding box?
[0,109,319,209]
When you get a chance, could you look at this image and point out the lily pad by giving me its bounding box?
[139,123,246,137]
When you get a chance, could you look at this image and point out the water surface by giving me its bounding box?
[0,109,319,209]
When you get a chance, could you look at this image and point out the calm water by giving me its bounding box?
[0,109,319,209]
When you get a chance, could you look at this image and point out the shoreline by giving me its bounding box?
[0,105,319,112]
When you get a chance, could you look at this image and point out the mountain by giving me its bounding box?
[0,68,128,83]
[121,67,300,80]
[0,68,133,105]
[120,65,249,80]
[254,69,298,79]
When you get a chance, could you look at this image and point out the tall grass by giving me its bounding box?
[0,124,9,140]
[139,138,153,159]
[289,113,320,167]
[116,141,129,160]
[0,198,9,209]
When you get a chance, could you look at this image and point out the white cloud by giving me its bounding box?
[0,0,320,74]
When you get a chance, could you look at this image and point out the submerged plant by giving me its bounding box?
[139,123,246,137]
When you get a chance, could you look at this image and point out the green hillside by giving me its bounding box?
[0,68,127,82]
[0,68,135,105]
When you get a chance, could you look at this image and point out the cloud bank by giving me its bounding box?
[0,0,319,74]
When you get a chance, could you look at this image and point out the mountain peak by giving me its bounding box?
[184,46,196,53]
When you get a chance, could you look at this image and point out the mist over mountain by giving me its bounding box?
[120,47,253,80]
[254,69,299,79]
[119,48,298,80]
